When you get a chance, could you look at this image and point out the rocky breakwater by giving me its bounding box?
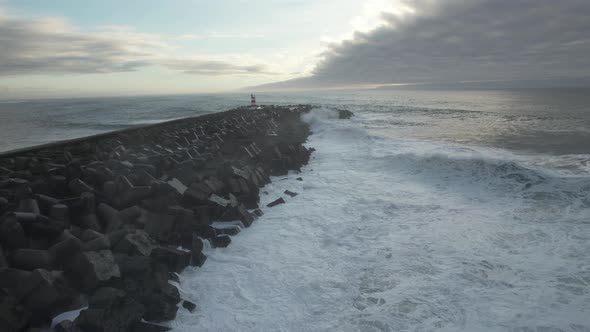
[0,105,354,332]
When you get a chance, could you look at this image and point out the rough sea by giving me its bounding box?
[3,89,590,331]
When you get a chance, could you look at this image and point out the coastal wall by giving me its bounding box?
[0,105,354,331]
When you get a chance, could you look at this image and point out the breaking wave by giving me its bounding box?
[172,107,590,332]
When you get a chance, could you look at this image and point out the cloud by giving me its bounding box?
[162,58,278,76]
[0,11,164,75]
[261,0,590,89]
[0,8,275,77]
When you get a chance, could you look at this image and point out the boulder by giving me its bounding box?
[284,190,298,197]
[79,193,101,231]
[0,214,28,250]
[79,229,104,242]
[49,235,83,268]
[142,211,176,243]
[114,230,156,257]
[267,197,285,207]
[182,300,197,313]
[18,269,78,324]
[150,247,191,273]
[67,250,120,290]
[191,234,203,261]
[0,247,6,268]
[96,203,122,233]
[210,235,231,248]
[114,254,150,277]
[0,296,31,332]
[50,204,70,227]
[75,297,144,332]
[82,236,111,252]
[143,281,179,322]
[11,249,55,271]
[12,212,63,240]
[89,287,125,308]
[132,322,171,332]
[0,268,31,296]
[193,225,216,239]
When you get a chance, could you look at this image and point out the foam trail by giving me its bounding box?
[172,108,590,331]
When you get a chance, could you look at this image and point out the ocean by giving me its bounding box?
[3,89,590,331]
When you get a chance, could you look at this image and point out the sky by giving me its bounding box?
[0,0,589,98]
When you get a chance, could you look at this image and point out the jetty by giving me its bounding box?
[0,104,356,331]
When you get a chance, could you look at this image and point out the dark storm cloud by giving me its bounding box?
[263,0,590,89]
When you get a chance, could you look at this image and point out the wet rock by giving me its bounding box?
[143,281,180,322]
[193,225,216,239]
[190,233,204,260]
[284,190,298,197]
[296,177,303,181]
[75,296,144,332]
[210,235,231,248]
[267,197,285,207]
[132,322,171,332]
[182,300,197,313]
[213,224,241,236]
[338,109,354,119]
[151,246,191,273]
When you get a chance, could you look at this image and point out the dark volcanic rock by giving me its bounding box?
[0,104,323,329]
[151,246,191,273]
[114,253,150,277]
[76,296,144,332]
[0,296,31,332]
[284,190,298,197]
[114,230,156,257]
[11,249,55,271]
[132,322,171,332]
[210,235,231,248]
[267,197,286,207]
[66,250,120,290]
[182,300,197,313]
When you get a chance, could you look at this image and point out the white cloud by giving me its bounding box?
[0,8,278,77]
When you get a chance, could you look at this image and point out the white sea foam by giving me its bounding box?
[172,108,590,331]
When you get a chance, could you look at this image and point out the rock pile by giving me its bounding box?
[0,105,318,331]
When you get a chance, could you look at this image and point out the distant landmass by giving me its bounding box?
[248,76,590,92]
